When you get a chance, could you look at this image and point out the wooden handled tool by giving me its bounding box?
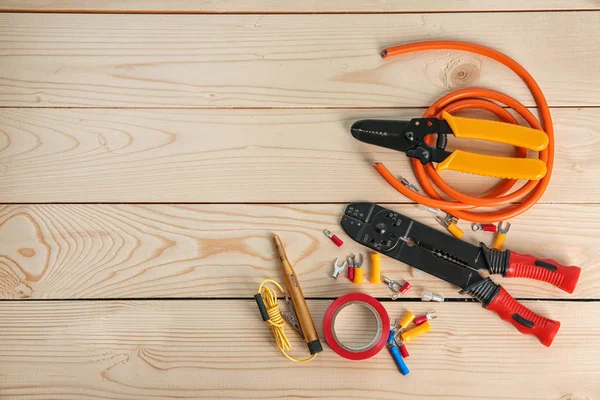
[273,235,323,355]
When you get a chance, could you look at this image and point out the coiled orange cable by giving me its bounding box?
[373,41,553,223]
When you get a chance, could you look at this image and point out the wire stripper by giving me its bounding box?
[341,203,581,347]
[351,111,548,180]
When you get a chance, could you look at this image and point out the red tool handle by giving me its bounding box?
[486,287,560,347]
[506,251,581,294]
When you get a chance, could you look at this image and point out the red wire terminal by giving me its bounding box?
[398,342,410,358]
[399,281,412,294]
[323,229,343,247]
[414,311,438,326]
[472,223,497,232]
[384,277,412,300]
[482,224,497,232]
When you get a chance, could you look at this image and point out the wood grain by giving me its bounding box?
[0,300,597,400]
[1,108,598,203]
[1,12,600,107]
[2,0,598,13]
[0,5,597,400]
[0,203,595,299]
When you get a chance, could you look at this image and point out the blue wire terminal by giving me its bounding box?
[387,330,410,375]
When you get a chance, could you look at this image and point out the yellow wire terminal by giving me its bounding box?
[398,311,416,331]
[435,212,464,239]
[492,221,511,250]
[256,279,316,363]
[401,321,431,343]
[370,253,382,284]
[446,223,464,239]
[354,266,364,284]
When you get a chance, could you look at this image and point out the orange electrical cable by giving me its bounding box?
[373,41,553,223]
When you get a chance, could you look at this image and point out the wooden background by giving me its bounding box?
[1,2,599,399]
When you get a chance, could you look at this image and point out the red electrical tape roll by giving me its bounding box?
[323,293,390,360]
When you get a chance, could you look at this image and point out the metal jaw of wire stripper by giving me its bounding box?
[281,294,305,340]
[331,257,347,279]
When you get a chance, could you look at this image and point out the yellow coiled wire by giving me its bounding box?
[257,279,316,363]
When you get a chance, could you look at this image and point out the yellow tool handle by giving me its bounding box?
[442,111,548,151]
[436,150,547,180]
[370,253,382,284]
[354,267,364,284]
[401,321,431,342]
[398,311,416,331]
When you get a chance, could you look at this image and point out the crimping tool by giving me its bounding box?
[351,111,548,180]
[341,203,581,346]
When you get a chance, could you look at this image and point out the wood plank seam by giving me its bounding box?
[0,297,597,301]
[1,108,598,203]
[0,204,594,300]
[1,9,600,14]
[2,13,600,108]
[0,300,597,400]
[1,0,599,14]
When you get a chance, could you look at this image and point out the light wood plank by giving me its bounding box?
[1,108,597,203]
[0,203,595,299]
[0,300,597,399]
[2,0,598,13]
[1,13,600,107]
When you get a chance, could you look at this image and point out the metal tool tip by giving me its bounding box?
[350,122,362,139]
